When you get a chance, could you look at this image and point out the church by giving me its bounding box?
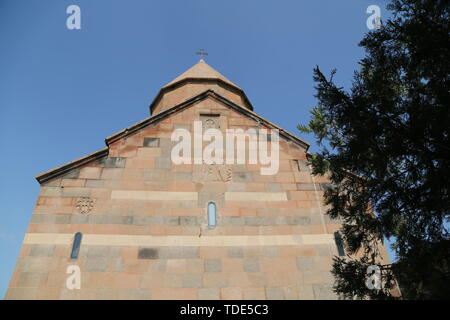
[5,60,389,299]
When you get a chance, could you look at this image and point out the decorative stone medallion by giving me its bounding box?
[200,114,220,129]
[75,197,95,214]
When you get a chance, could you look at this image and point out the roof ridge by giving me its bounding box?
[163,60,240,89]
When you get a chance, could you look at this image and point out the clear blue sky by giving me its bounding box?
[0,0,392,298]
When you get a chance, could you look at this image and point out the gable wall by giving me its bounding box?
[6,97,348,300]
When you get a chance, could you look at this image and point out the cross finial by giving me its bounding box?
[195,49,208,60]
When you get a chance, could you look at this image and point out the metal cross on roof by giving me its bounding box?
[195,49,208,59]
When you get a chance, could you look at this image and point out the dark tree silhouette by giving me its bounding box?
[299,0,450,299]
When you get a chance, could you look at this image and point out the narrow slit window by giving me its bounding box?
[207,202,217,227]
[70,232,82,259]
[334,231,345,257]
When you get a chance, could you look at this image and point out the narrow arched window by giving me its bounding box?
[207,202,217,227]
[70,232,82,259]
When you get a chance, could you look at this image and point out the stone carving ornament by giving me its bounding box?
[75,197,95,214]
[201,115,220,130]
[194,162,232,182]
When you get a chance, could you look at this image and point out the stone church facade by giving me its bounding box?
[5,60,387,300]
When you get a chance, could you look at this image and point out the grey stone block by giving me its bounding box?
[143,169,169,181]
[297,183,317,191]
[296,160,310,172]
[198,192,225,207]
[304,270,335,284]
[296,257,314,271]
[266,182,283,192]
[179,217,198,226]
[173,124,191,130]
[283,285,299,300]
[228,247,244,258]
[309,215,324,225]
[198,288,220,300]
[160,146,172,157]
[325,215,342,224]
[165,216,181,226]
[262,247,279,258]
[6,287,38,300]
[225,217,245,226]
[85,257,109,272]
[243,258,260,272]
[158,138,171,147]
[87,246,111,258]
[247,273,267,287]
[54,214,71,224]
[204,259,221,272]
[121,216,134,225]
[253,217,275,226]
[233,172,253,182]
[138,248,159,259]
[312,284,336,300]
[98,157,126,168]
[30,214,45,223]
[78,246,89,258]
[40,187,62,197]
[147,216,165,225]
[155,157,171,169]
[285,216,311,225]
[61,169,80,179]
[29,245,54,257]
[164,274,184,288]
[85,179,104,188]
[112,258,124,272]
[61,188,90,198]
[70,214,89,224]
[171,172,192,181]
[228,183,246,191]
[148,260,167,273]
[286,191,292,200]
[157,247,198,259]
[265,286,284,300]
[143,137,160,147]
[298,285,315,300]
[132,216,150,226]
[17,257,52,273]
[105,215,125,225]
[244,247,278,258]
[88,215,107,224]
[182,274,203,288]
[95,288,118,300]
[319,183,336,191]
[125,288,151,300]
[317,244,332,256]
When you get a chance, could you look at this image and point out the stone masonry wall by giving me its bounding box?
[6,97,344,300]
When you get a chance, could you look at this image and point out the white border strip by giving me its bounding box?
[23,233,334,247]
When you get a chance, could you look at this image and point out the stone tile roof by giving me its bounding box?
[163,59,241,90]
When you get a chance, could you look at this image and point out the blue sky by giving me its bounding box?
[0,0,392,298]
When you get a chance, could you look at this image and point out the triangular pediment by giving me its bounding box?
[36,89,309,184]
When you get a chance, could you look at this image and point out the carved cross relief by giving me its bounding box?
[194,114,232,182]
